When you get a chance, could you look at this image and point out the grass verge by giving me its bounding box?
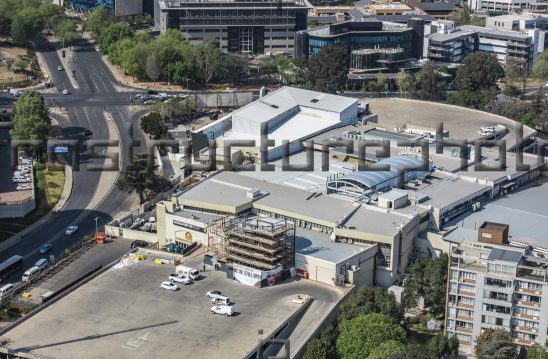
[0,164,65,242]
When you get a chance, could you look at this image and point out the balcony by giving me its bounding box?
[457,302,474,309]
[513,312,539,321]
[513,326,539,334]
[461,278,476,284]
[517,300,541,309]
[458,290,475,297]
[455,326,473,334]
[514,338,534,346]
[516,287,542,296]
[456,315,474,322]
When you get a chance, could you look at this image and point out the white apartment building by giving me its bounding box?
[468,0,536,12]
[446,223,548,348]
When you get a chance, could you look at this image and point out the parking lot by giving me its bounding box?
[2,254,341,359]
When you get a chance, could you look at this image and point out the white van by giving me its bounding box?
[22,266,40,282]
[175,265,201,280]
[0,284,14,298]
[34,258,48,270]
[211,305,235,316]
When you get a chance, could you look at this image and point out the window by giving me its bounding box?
[482,232,492,239]
[483,303,511,315]
[486,277,513,288]
[514,306,539,317]
[484,290,508,301]
[487,263,515,276]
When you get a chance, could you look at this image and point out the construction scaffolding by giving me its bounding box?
[223,216,295,271]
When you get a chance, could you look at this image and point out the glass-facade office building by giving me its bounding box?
[67,0,114,10]
[158,0,308,54]
[295,20,422,61]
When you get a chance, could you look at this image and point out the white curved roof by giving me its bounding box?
[330,155,427,190]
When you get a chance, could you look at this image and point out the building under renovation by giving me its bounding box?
[225,216,295,271]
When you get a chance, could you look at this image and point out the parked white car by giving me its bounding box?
[161,281,179,291]
[169,274,192,285]
[65,225,78,236]
[16,184,31,191]
[211,305,235,317]
[211,295,230,305]
[206,290,223,299]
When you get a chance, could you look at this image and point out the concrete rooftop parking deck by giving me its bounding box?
[2,255,342,359]
[368,98,535,150]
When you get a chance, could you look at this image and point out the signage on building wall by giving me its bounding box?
[233,264,283,287]
[233,264,263,287]
[173,219,206,233]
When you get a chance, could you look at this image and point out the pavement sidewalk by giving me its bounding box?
[0,165,73,253]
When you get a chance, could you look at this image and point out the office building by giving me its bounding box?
[446,223,548,348]
[67,0,143,16]
[295,20,422,61]
[155,0,309,54]
[426,24,544,68]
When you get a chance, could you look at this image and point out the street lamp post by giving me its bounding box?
[94,216,99,237]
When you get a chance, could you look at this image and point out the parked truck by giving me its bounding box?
[175,265,201,280]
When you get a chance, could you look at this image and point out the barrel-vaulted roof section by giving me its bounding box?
[334,155,425,190]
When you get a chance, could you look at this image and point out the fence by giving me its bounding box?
[0,239,98,306]
[192,92,253,109]
[0,79,32,91]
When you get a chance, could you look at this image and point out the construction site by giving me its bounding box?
[204,216,296,287]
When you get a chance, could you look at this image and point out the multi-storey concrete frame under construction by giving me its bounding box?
[225,216,295,271]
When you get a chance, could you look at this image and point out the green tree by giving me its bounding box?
[39,2,61,28]
[172,61,193,86]
[275,56,296,84]
[305,45,349,94]
[396,69,413,97]
[10,7,44,44]
[140,112,168,139]
[55,19,80,47]
[448,5,484,26]
[533,51,548,93]
[85,5,113,39]
[302,325,337,359]
[121,42,149,79]
[145,52,162,83]
[456,52,504,92]
[368,72,389,95]
[527,344,548,359]
[388,345,432,359]
[447,89,496,110]
[413,62,446,100]
[99,23,133,54]
[428,334,459,359]
[474,329,516,359]
[12,90,50,142]
[116,154,172,204]
[339,286,404,323]
[336,313,406,359]
[194,38,226,85]
[403,253,448,312]
[368,340,406,359]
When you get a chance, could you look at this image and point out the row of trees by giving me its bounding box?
[446,51,548,127]
[86,7,234,86]
[0,0,62,44]
[302,286,459,359]
[12,90,50,143]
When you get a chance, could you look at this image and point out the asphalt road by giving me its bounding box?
[0,36,145,282]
